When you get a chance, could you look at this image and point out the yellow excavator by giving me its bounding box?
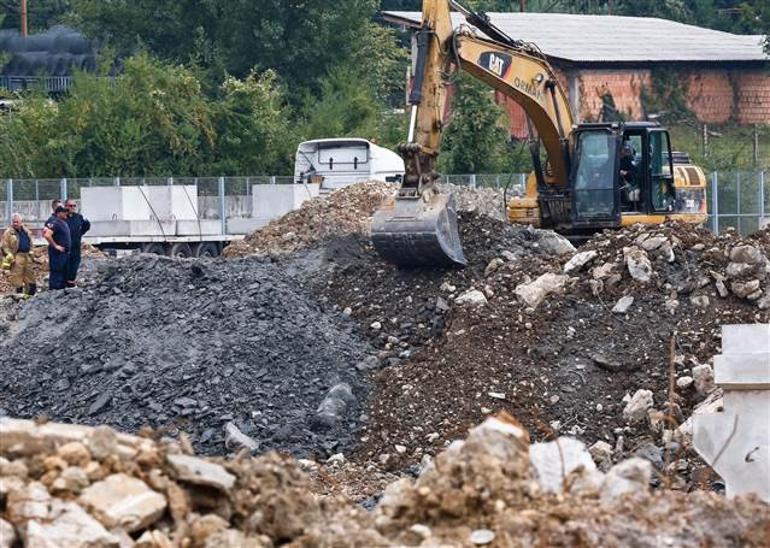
[372,0,708,267]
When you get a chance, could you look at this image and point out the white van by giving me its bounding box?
[294,138,405,192]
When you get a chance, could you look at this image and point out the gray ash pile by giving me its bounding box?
[0,255,373,458]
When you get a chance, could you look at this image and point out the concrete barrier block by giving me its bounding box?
[722,324,770,354]
[694,324,770,502]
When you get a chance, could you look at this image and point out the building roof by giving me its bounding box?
[382,11,767,64]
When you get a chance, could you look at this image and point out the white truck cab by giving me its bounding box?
[294,138,404,192]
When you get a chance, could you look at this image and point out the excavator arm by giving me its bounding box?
[372,0,574,267]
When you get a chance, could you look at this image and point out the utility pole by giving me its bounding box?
[21,0,28,37]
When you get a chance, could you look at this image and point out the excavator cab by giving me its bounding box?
[570,123,685,234]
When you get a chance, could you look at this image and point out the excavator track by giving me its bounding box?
[371,192,467,267]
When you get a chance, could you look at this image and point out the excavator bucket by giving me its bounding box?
[371,192,467,267]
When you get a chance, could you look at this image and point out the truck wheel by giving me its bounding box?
[193,242,219,258]
[168,243,193,258]
[142,243,165,255]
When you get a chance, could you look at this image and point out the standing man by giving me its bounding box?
[43,205,71,290]
[64,199,90,287]
[1,213,37,296]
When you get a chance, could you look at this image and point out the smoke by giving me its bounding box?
[0,25,95,77]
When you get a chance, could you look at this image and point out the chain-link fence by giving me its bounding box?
[1,172,767,236]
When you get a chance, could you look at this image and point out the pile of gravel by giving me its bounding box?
[0,255,373,457]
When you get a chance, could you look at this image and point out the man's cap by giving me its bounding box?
[55,206,68,213]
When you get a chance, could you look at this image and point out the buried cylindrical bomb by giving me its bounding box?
[313,383,356,430]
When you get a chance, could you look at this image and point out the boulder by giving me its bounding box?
[729,245,763,265]
[514,273,569,309]
[0,518,16,548]
[624,247,653,283]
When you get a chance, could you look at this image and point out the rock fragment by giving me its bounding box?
[79,473,167,533]
[166,454,235,491]
[622,390,654,424]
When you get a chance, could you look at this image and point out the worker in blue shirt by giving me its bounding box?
[43,205,71,290]
[64,199,91,287]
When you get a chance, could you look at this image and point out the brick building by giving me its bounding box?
[383,11,769,139]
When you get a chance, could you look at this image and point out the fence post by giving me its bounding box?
[218,176,226,235]
[735,171,741,234]
[60,178,68,201]
[6,179,13,226]
[114,177,120,187]
[469,174,476,188]
[270,176,276,185]
[711,172,719,234]
[761,171,766,228]
[167,177,174,186]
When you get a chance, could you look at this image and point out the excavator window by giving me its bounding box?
[650,131,676,212]
[573,130,617,220]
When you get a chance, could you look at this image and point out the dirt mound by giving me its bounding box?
[1,417,767,547]
[303,221,769,479]
[223,182,396,258]
[0,254,373,458]
[301,211,572,365]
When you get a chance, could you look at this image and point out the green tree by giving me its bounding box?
[300,66,382,140]
[207,70,296,175]
[69,0,406,105]
[0,54,299,178]
[438,73,513,173]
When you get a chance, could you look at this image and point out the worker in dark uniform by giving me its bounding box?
[43,206,71,290]
[64,199,91,287]
[619,142,640,209]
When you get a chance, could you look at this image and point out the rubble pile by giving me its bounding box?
[1,416,767,547]
[223,182,396,258]
[438,183,507,221]
[328,221,767,478]
[313,212,573,361]
[0,254,374,458]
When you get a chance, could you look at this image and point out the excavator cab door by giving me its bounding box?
[570,128,621,229]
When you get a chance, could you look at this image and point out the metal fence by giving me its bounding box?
[1,171,767,234]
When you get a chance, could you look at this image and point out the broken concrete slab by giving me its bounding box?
[166,454,235,491]
[79,473,167,533]
[530,437,596,493]
[514,273,569,309]
[23,499,120,548]
[563,250,598,274]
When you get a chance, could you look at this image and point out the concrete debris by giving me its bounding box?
[224,422,259,453]
[692,363,715,396]
[166,454,235,491]
[530,437,596,493]
[454,288,488,306]
[79,473,167,532]
[622,389,654,424]
[612,295,634,314]
[514,272,569,308]
[563,249,598,274]
[0,417,767,546]
[624,247,653,282]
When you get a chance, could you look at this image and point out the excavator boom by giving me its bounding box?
[372,0,573,267]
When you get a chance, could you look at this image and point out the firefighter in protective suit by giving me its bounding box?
[1,213,37,296]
